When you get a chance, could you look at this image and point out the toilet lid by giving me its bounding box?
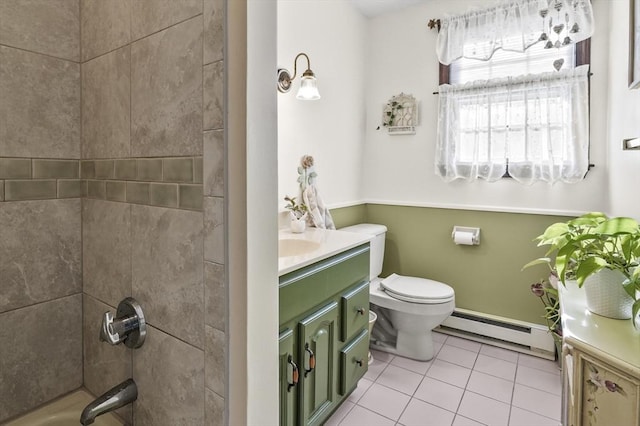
[380,274,455,304]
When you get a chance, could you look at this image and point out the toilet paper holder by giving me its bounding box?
[452,226,480,245]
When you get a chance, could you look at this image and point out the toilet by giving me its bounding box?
[341,223,455,361]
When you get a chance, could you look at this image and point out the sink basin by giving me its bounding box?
[279,238,321,257]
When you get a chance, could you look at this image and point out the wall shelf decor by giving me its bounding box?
[382,93,418,135]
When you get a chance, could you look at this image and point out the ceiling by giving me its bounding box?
[348,0,426,18]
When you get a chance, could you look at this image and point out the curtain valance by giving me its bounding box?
[436,0,594,65]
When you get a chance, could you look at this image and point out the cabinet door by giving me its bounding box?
[279,329,298,426]
[299,302,338,426]
[574,350,640,426]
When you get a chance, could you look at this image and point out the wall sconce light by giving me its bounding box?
[277,52,321,100]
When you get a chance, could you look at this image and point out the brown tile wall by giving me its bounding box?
[0,1,83,421]
[79,0,225,425]
[0,0,225,424]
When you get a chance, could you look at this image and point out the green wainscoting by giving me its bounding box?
[330,204,367,229]
[331,203,570,325]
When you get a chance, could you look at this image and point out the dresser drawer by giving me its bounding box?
[339,329,369,395]
[340,281,369,342]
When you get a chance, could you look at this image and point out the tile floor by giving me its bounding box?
[326,332,562,426]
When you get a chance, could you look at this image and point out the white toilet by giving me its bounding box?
[341,223,455,361]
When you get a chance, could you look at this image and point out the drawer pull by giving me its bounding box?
[304,343,315,377]
[356,307,365,315]
[355,358,364,367]
[287,355,298,391]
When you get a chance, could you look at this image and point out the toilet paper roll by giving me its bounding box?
[453,231,474,245]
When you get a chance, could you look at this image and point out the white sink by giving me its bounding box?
[278,238,321,257]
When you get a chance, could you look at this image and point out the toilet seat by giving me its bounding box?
[380,274,455,304]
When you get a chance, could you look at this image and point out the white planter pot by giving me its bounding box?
[290,218,306,233]
[583,269,634,319]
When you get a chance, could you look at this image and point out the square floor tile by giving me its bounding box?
[473,354,516,381]
[517,353,560,375]
[515,365,562,395]
[376,364,423,395]
[457,391,510,426]
[433,330,448,343]
[358,383,411,421]
[391,355,432,375]
[348,378,373,404]
[444,336,482,352]
[479,344,519,363]
[453,415,487,426]
[398,398,455,426]
[437,344,478,369]
[325,400,354,426]
[426,359,471,389]
[414,377,464,412]
[466,370,513,403]
[339,405,396,426]
[511,384,561,421]
[364,357,389,381]
[509,406,561,426]
[371,349,395,364]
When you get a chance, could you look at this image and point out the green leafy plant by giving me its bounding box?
[530,273,562,343]
[382,101,402,127]
[284,196,308,219]
[523,212,640,323]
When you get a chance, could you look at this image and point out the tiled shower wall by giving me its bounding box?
[0,0,83,420]
[0,1,225,424]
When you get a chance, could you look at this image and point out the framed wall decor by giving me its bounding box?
[630,0,640,89]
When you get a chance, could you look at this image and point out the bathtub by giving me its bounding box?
[5,389,123,426]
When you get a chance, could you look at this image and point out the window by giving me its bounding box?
[434,0,593,185]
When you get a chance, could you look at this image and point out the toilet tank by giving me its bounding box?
[340,223,387,280]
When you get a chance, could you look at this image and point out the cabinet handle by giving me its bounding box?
[355,358,364,367]
[356,307,365,315]
[304,343,316,377]
[287,355,298,392]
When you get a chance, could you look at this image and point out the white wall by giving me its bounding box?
[606,0,640,220]
[361,0,611,216]
[277,0,636,218]
[277,0,367,209]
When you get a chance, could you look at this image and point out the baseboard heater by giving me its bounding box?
[436,308,556,360]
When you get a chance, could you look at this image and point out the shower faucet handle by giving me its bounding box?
[101,312,121,345]
[100,298,146,349]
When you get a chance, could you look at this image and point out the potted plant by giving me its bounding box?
[284,195,308,233]
[524,212,640,322]
[530,273,562,364]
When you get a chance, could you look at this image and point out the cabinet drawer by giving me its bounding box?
[341,281,369,342]
[339,329,369,395]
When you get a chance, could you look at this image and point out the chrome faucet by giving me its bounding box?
[80,378,137,425]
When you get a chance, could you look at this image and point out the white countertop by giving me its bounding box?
[560,281,640,371]
[278,227,372,276]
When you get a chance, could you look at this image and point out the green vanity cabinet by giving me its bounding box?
[279,328,298,426]
[279,244,370,426]
[299,302,339,426]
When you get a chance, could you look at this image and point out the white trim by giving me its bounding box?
[362,199,587,217]
[323,198,588,217]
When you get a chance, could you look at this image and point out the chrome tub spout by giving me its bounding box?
[80,378,137,425]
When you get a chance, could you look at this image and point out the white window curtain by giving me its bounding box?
[436,0,594,65]
[435,65,590,185]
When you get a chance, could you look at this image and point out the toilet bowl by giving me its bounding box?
[340,224,455,361]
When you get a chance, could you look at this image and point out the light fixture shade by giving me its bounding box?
[296,75,321,100]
